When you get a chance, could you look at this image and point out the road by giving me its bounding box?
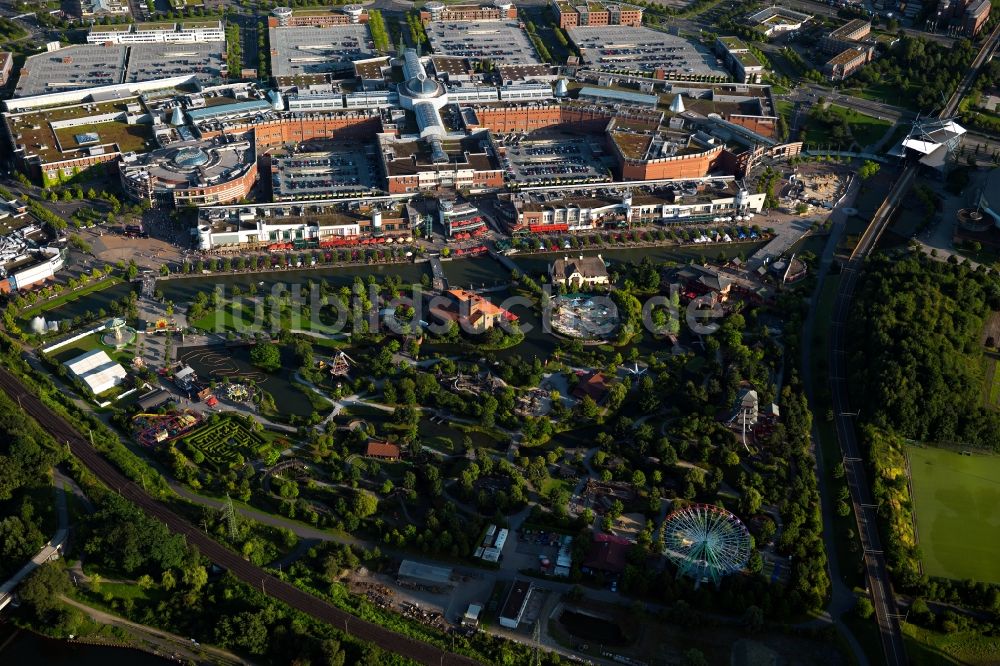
[0,366,480,666]
[824,19,1000,666]
[784,85,914,124]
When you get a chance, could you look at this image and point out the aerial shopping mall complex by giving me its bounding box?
[1,2,803,253]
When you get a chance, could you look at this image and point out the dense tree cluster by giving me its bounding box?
[856,35,975,112]
[0,391,65,578]
[79,494,190,576]
[849,254,1000,451]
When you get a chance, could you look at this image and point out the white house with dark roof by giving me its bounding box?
[549,255,609,289]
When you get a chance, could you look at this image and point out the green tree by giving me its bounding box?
[681,648,708,666]
[18,563,71,624]
[742,605,765,633]
[859,160,881,180]
[352,490,378,518]
[250,341,282,372]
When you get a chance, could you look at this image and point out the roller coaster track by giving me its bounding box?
[0,366,479,666]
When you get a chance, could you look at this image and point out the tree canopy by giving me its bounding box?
[850,254,1000,451]
[250,341,282,373]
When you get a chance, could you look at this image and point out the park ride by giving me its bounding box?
[132,410,202,447]
[101,317,137,350]
[662,503,751,588]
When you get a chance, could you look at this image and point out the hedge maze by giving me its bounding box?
[181,416,266,468]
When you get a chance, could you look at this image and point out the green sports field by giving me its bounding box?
[907,446,1000,583]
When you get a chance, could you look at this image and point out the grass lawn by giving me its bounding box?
[45,331,134,367]
[20,276,122,321]
[906,445,1000,583]
[881,124,911,152]
[189,301,263,333]
[97,581,152,601]
[841,81,917,108]
[539,476,571,496]
[54,122,150,154]
[981,355,1000,409]
[843,613,887,665]
[46,333,103,364]
[807,105,891,150]
[901,622,1000,666]
[843,111,892,148]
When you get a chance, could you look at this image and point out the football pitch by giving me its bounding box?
[907,446,1000,583]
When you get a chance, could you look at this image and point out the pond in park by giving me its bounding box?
[176,343,317,419]
[558,609,628,646]
[158,262,430,304]
[24,281,137,325]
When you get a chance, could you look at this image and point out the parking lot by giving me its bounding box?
[424,20,542,65]
[125,42,226,84]
[15,45,128,97]
[502,134,612,187]
[568,26,727,78]
[268,24,374,79]
[272,143,381,198]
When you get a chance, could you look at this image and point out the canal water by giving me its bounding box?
[509,243,763,277]
[0,630,172,666]
[158,242,763,306]
[24,282,137,325]
[153,242,765,366]
[176,343,316,418]
[158,262,430,304]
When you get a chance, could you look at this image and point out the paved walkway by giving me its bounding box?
[60,595,250,665]
[912,178,983,269]
[799,177,870,666]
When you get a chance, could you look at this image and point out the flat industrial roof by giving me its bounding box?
[186,99,272,121]
[397,559,453,585]
[499,580,532,621]
[578,86,658,107]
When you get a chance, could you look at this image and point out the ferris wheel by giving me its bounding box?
[662,503,752,588]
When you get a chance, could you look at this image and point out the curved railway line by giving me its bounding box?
[0,366,480,666]
[829,20,1000,666]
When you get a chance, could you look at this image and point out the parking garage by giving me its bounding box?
[501,133,613,187]
[272,141,382,198]
[568,26,727,78]
[268,24,375,82]
[424,20,541,65]
[124,42,226,84]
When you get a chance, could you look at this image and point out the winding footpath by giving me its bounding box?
[0,365,480,666]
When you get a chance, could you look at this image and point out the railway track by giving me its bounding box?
[828,20,1000,666]
[0,366,480,666]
